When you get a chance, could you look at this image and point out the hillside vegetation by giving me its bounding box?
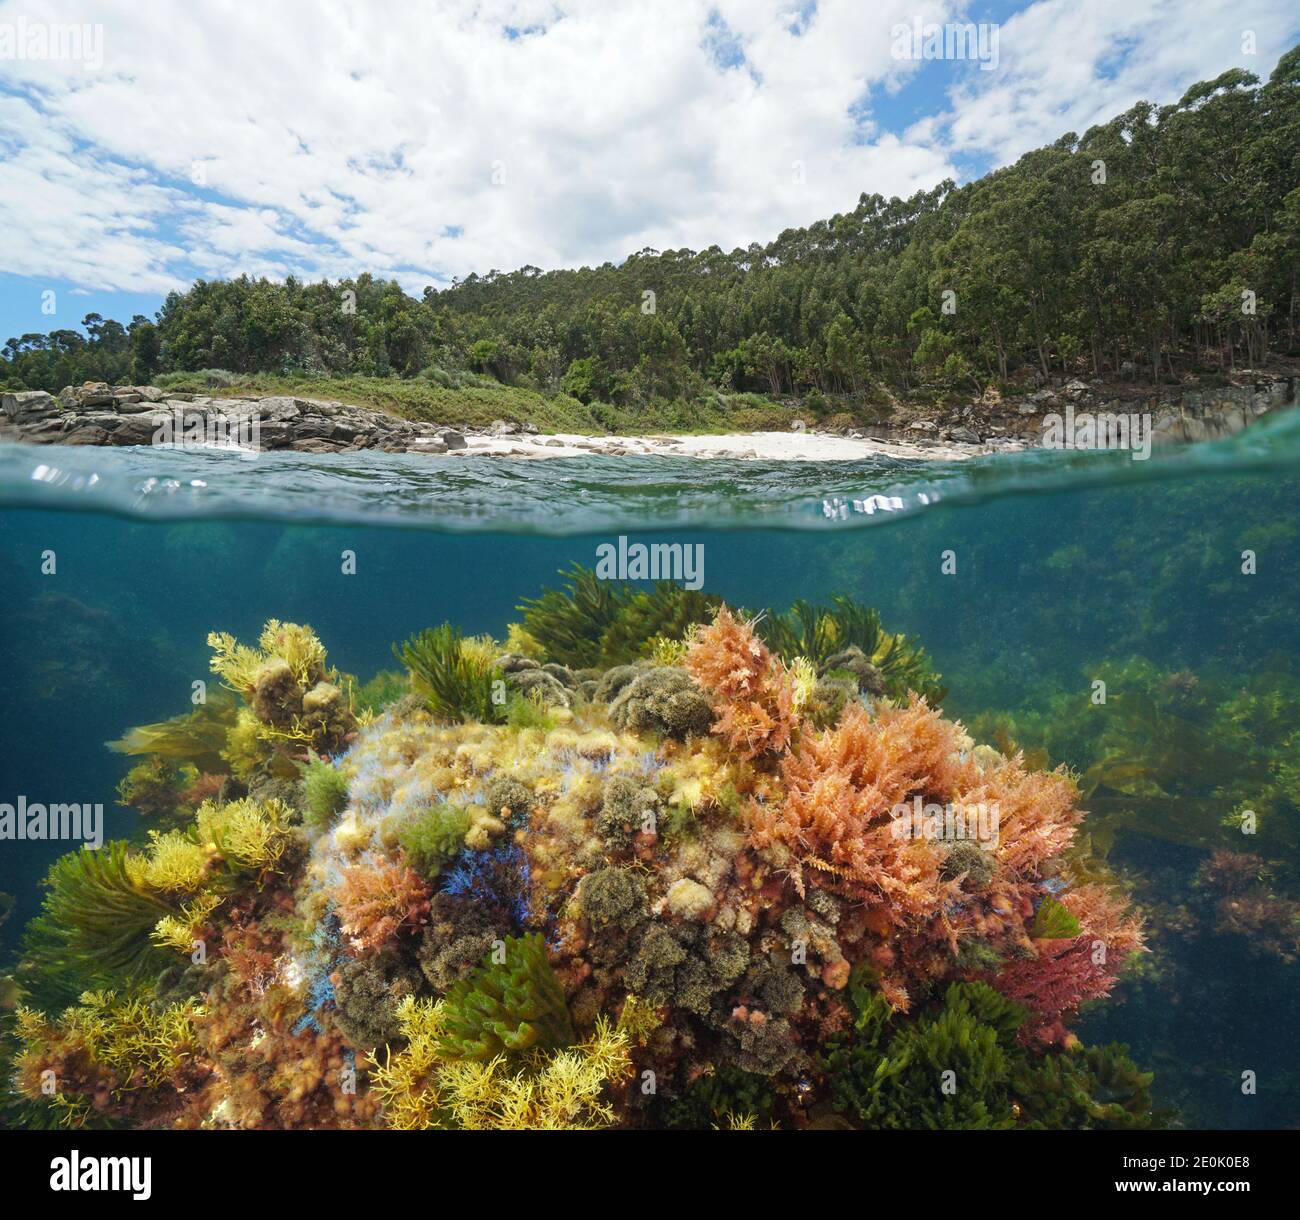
[3,46,1298,433]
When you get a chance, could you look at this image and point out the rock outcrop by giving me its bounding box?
[820,373,1294,451]
[0,382,468,454]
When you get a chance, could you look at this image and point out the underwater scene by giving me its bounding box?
[1,416,1298,1133]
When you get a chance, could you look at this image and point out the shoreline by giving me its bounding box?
[3,376,1291,462]
[431,428,996,461]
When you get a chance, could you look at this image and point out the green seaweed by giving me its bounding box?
[1014,1043,1161,1130]
[22,844,176,1008]
[662,1063,780,1129]
[819,978,1161,1130]
[437,932,575,1061]
[398,804,470,879]
[300,755,350,831]
[758,596,945,703]
[394,624,504,724]
[1029,894,1083,939]
[598,583,721,666]
[518,563,633,669]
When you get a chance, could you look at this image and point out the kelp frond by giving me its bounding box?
[107,691,238,775]
[394,623,504,724]
[22,844,176,1004]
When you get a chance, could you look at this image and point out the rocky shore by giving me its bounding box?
[0,374,1293,461]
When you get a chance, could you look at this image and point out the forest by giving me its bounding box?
[3,46,1297,412]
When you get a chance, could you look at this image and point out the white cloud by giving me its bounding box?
[929,0,1299,165]
[0,0,1294,298]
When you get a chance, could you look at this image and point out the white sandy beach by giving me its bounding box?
[420,429,1011,461]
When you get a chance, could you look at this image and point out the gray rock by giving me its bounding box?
[2,390,58,419]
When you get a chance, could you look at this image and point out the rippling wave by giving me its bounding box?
[1,408,1296,534]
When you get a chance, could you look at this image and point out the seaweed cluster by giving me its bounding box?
[8,583,1158,1130]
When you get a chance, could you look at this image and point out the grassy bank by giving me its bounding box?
[150,370,860,435]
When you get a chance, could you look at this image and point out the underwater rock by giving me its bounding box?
[332,952,423,1049]
[580,867,649,931]
[597,775,661,845]
[495,653,541,675]
[594,663,644,702]
[666,877,715,920]
[608,667,713,739]
[506,666,573,707]
[481,774,535,820]
[12,598,1157,1131]
[821,645,886,697]
[939,840,998,890]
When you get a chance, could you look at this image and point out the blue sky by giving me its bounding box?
[1,0,1296,344]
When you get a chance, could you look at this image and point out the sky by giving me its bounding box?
[1,0,1297,342]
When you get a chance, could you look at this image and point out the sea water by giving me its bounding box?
[1,411,1298,1129]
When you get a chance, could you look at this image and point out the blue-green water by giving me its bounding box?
[2,413,1298,1128]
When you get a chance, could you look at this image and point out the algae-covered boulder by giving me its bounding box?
[608,667,713,739]
[482,774,534,820]
[507,667,573,708]
[821,645,886,697]
[332,952,423,1049]
[594,663,643,702]
[580,866,648,931]
[597,775,661,845]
